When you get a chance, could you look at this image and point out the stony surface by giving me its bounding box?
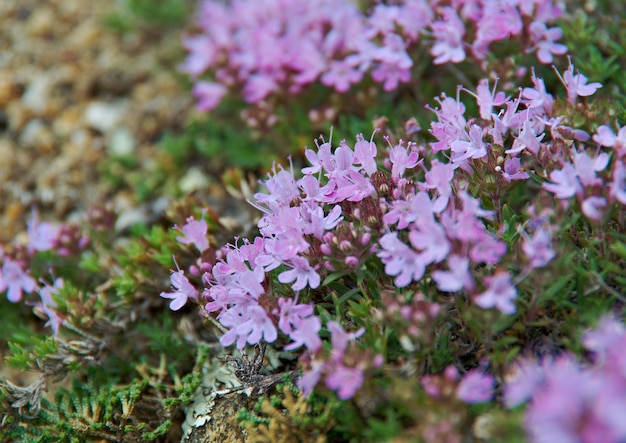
[0,0,193,242]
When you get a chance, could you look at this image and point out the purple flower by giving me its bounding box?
[523,68,555,114]
[219,303,277,348]
[408,218,450,265]
[503,359,545,408]
[467,78,507,120]
[430,7,466,64]
[298,360,324,396]
[573,151,609,187]
[27,210,60,253]
[528,21,567,64]
[456,369,495,403]
[325,363,364,400]
[474,272,517,314]
[278,256,320,290]
[581,196,607,221]
[557,61,602,105]
[389,143,421,181]
[522,226,556,268]
[180,35,217,77]
[327,320,364,354]
[160,270,199,311]
[299,203,343,239]
[285,315,322,352]
[36,278,64,336]
[192,81,227,112]
[470,235,507,265]
[543,163,580,199]
[275,298,313,335]
[594,124,626,156]
[255,166,300,209]
[450,124,488,162]
[506,120,545,155]
[353,134,378,176]
[432,255,474,292]
[378,232,425,287]
[175,215,209,253]
[321,59,363,93]
[501,157,530,182]
[0,259,37,303]
[610,161,626,205]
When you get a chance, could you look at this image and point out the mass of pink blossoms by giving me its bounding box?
[0,210,88,336]
[181,0,567,110]
[505,317,626,443]
[161,63,625,401]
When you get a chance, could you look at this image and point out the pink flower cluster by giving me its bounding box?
[422,365,495,404]
[165,63,619,400]
[505,317,626,443]
[0,210,88,336]
[182,0,567,110]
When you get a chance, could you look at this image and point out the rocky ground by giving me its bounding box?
[0,0,194,243]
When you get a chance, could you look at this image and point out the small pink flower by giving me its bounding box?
[326,363,364,400]
[474,272,517,314]
[556,60,602,105]
[193,81,227,112]
[175,215,209,253]
[27,209,60,253]
[457,369,495,404]
[501,157,530,182]
[0,260,37,303]
[160,269,199,311]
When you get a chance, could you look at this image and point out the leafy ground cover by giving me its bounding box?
[1,1,626,442]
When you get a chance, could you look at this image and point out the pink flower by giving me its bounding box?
[328,320,364,354]
[321,59,363,93]
[408,218,450,265]
[506,120,545,155]
[503,359,545,408]
[543,163,580,199]
[528,21,567,64]
[298,360,324,396]
[450,124,487,162]
[522,70,555,114]
[175,215,209,253]
[219,303,278,348]
[160,270,199,311]
[0,260,37,303]
[557,61,602,105]
[456,369,495,403]
[594,125,626,157]
[353,134,378,176]
[193,81,227,112]
[325,363,364,400]
[430,7,466,64]
[378,232,425,287]
[432,255,474,292]
[467,78,508,120]
[501,157,530,182]
[474,272,517,314]
[278,256,320,290]
[389,143,421,182]
[27,209,60,253]
[180,35,217,77]
[610,161,626,204]
[522,226,556,268]
[36,278,64,336]
[581,196,607,221]
[284,315,322,352]
[275,298,313,335]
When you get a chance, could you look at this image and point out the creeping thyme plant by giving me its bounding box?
[2,0,626,442]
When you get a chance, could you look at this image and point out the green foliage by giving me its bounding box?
[104,0,192,33]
